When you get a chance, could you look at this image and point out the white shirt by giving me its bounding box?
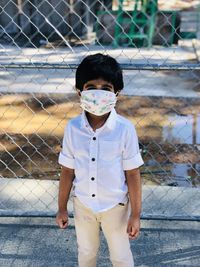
[58,108,144,212]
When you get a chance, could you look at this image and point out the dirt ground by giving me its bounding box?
[0,93,199,187]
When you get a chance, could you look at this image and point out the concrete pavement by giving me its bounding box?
[0,178,200,266]
[0,216,199,267]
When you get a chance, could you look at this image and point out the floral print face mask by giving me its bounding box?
[80,89,117,116]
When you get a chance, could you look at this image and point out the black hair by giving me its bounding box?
[75,53,124,93]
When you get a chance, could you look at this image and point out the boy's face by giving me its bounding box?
[77,78,115,96]
[77,78,119,118]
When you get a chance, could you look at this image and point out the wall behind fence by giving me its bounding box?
[0,0,200,219]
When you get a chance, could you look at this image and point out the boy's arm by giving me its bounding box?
[125,168,142,239]
[56,166,75,229]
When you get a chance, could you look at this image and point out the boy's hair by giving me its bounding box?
[75,53,124,93]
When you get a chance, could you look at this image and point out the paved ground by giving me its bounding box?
[0,217,199,267]
[0,179,200,266]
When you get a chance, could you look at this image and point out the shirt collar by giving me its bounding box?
[81,108,117,131]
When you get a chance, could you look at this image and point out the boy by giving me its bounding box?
[56,53,144,267]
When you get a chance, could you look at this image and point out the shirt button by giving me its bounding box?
[93,137,96,140]
[92,194,95,197]
[91,177,95,181]
[92,158,95,161]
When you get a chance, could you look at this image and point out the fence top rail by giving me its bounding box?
[0,63,200,70]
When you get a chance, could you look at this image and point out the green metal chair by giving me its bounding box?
[113,0,158,47]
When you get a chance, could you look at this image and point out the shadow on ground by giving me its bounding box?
[0,217,199,267]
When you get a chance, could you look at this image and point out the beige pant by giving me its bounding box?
[73,197,134,267]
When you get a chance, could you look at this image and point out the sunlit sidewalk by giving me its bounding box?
[0,44,200,97]
[0,178,200,220]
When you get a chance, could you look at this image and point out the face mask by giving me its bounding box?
[80,89,117,116]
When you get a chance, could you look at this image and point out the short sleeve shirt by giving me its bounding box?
[59,108,144,212]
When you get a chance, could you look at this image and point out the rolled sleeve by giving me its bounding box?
[58,123,75,169]
[122,123,144,170]
[123,152,144,170]
[58,151,75,169]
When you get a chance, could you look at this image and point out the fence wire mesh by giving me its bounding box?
[0,0,200,220]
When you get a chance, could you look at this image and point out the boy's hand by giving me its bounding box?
[127,215,140,239]
[56,211,68,229]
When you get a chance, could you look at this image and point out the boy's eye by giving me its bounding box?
[87,87,96,91]
[101,87,112,91]
[86,87,112,91]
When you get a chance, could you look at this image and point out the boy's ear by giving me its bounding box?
[116,90,121,97]
[76,88,81,97]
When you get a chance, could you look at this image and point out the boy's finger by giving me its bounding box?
[58,219,68,229]
[126,223,132,234]
[131,228,137,236]
[127,228,136,238]
[129,230,139,239]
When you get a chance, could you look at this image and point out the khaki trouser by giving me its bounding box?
[73,197,134,267]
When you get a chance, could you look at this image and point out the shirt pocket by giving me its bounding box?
[99,140,121,161]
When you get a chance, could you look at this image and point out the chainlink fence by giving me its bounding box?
[0,0,200,220]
